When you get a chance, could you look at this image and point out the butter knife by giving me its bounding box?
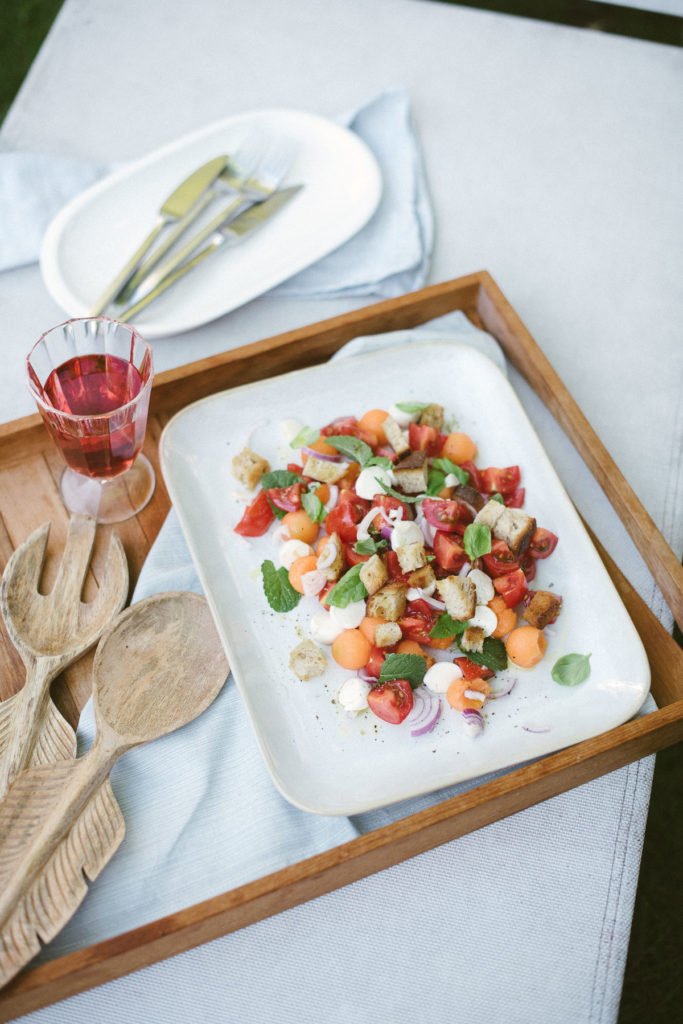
[89,155,228,316]
[118,185,302,322]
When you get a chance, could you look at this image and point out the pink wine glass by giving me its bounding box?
[27,317,155,524]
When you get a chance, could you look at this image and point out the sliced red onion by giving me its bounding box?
[418,593,446,611]
[317,537,339,570]
[358,668,376,684]
[356,506,381,541]
[461,708,484,737]
[323,484,339,512]
[301,445,344,464]
[301,570,327,597]
[405,687,442,737]
[522,723,551,734]
[489,679,517,700]
[458,561,473,578]
[387,506,404,522]
[379,523,393,541]
[417,513,437,547]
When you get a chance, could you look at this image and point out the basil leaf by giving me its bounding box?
[368,455,393,470]
[429,612,468,639]
[426,469,446,496]
[431,458,469,485]
[378,479,422,504]
[261,469,302,490]
[379,652,427,690]
[261,559,301,613]
[325,434,373,467]
[463,522,492,560]
[302,491,326,524]
[395,401,429,415]
[552,653,592,686]
[326,564,368,608]
[491,492,505,504]
[265,498,287,521]
[354,537,388,556]
[462,637,508,673]
[289,425,319,449]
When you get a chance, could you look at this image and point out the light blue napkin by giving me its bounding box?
[0,89,433,297]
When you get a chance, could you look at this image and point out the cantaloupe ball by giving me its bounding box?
[441,432,477,464]
[332,629,372,670]
[505,626,547,668]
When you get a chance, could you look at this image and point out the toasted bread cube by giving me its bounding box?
[366,582,408,622]
[419,403,444,431]
[231,447,270,490]
[393,450,428,494]
[436,576,477,621]
[524,590,562,629]
[460,626,485,654]
[289,640,327,681]
[382,416,410,456]
[494,508,537,557]
[359,554,388,596]
[396,542,427,573]
[474,499,506,532]
[407,564,436,591]
[375,622,402,648]
[317,532,344,582]
[304,454,348,484]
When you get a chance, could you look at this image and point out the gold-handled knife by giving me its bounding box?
[118,185,302,323]
[88,155,229,316]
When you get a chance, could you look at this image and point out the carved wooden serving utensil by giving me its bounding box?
[0,591,228,988]
[0,516,128,799]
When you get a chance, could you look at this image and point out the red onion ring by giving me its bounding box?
[379,524,393,541]
[418,593,446,611]
[488,679,517,700]
[323,484,339,512]
[317,537,338,571]
[301,446,344,464]
[301,569,327,597]
[458,561,473,578]
[405,687,442,736]
[461,708,484,736]
[522,723,551,734]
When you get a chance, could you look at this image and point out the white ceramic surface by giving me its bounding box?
[160,340,650,815]
[40,109,382,338]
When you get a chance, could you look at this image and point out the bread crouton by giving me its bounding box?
[523,590,562,629]
[436,576,477,620]
[289,640,327,681]
[407,564,436,591]
[382,416,410,456]
[419,403,444,431]
[393,450,428,494]
[460,626,485,654]
[366,582,408,622]
[359,554,388,596]
[303,454,348,484]
[474,499,506,532]
[316,532,344,582]
[396,542,427,573]
[375,622,403,648]
[231,447,270,490]
[494,508,537,557]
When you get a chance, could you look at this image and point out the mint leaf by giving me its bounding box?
[325,434,373,467]
[326,564,368,608]
[290,425,319,449]
[354,537,388,556]
[395,401,429,415]
[302,491,326,524]
[426,469,446,496]
[368,455,393,470]
[261,560,301,613]
[378,479,422,504]
[429,612,468,639]
[261,469,302,490]
[463,522,492,560]
[431,458,469,485]
[379,652,427,690]
[462,637,507,673]
[266,498,287,521]
[491,492,505,504]
[552,653,591,686]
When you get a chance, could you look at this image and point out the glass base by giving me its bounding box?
[59,454,155,524]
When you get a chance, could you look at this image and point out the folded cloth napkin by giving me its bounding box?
[0,89,433,297]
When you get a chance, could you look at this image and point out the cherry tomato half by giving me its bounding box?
[520,554,537,583]
[482,540,520,578]
[365,646,387,678]
[372,492,414,522]
[529,528,559,559]
[454,657,495,681]
[479,466,521,497]
[321,415,358,436]
[493,568,528,608]
[234,490,274,537]
[367,679,414,724]
[325,491,370,543]
[433,531,468,573]
[408,422,441,455]
[266,483,303,513]
[458,460,483,491]
[345,542,370,566]
[504,487,526,509]
[385,550,411,582]
[422,497,472,532]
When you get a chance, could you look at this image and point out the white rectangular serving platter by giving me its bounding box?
[159,340,650,815]
[40,109,382,338]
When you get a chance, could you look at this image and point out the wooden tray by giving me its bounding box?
[1,271,681,1020]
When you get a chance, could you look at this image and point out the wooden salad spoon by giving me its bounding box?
[0,516,128,798]
[0,591,228,988]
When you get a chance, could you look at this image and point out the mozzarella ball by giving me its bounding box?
[424,661,464,694]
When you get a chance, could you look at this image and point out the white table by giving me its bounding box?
[2,2,682,1021]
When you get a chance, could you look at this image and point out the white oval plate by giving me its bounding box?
[40,110,382,339]
[160,340,650,816]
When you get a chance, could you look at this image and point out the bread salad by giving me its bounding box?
[231,402,563,738]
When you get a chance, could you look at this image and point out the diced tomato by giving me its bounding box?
[529,528,559,559]
[287,463,303,475]
[459,460,483,491]
[385,550,411,582]
[408,422,441,455]
[365,647,386,679]
[504,487,525,508]
[433,531,468,573]
[266,483,303,513]
[345,542,370,566]
[320,416,358,436]
[454,657,495,681]
[520,554,537,583]
[234,491,274,537]
[397,599,456,649]
[325,491,370,543]
[367,679,414,724]
[422,498,472,532]
[479,466,521,497]
[372,492,414,522]
[482,540,520,578]
[493,568,528,608]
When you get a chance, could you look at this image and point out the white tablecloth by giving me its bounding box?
[2,1,682,1021]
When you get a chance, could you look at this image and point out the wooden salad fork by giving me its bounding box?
[0,516,128,799]
[0,591,228,988]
